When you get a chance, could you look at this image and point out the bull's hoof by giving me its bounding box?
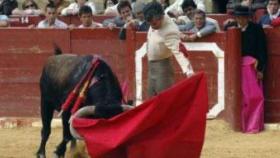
[53,152,64,158]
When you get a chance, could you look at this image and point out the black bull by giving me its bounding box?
[36,49,128,158]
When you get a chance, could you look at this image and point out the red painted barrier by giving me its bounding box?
[264,29,280,122]
[0,29,70,54]
[0,29,70,117]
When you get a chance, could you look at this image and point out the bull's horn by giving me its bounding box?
[69,106,96,140]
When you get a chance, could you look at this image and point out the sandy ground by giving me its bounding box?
[0,119,279,158]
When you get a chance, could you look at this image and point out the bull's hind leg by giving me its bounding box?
[54,111,72,158]
[37,100,55,158]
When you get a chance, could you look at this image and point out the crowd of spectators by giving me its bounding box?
[0,0,279,41]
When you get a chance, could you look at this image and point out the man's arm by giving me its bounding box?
[164,32,194,76]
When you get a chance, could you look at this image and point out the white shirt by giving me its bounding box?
[61,2,97,16]
[37,19,68,28]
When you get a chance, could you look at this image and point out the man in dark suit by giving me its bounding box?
[259,0,280,27]
[228,5,267,133]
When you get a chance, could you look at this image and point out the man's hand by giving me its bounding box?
[108,23,116,30]
[180,33,198,42]
[188,34,198,42]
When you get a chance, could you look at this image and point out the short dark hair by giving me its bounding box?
[143,1,164,22]
[79,5,92,16]
[117,1,132,14]
[181,0,197,10]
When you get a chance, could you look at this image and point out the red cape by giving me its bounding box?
[73,72,208,158]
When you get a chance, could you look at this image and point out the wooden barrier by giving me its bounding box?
[0,28,279,129]
[264,29,280,122]
[0,29,70,117]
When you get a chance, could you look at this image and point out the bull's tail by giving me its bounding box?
[53,43,62,55]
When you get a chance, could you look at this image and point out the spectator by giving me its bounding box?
[103,0,133,29]
[61,0,97,16]
[78,5,102,28]
[259,0,280,27]
[131,1,149,31]
[143,1,193,97]
[103,0,118,15]
[118,1,149,40]
[0,0,17,16]
[225,5,267,133]
[180,9,217,41]
[165,0,205,17]
[48,0,70,14]
[37,2,68,28]
[12,0,44,16]
[0,14,9,27]
[176,0,220,31]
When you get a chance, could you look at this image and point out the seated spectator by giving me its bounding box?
[176,0,220,31]
[118,1,149,40]
[180,9,217,41]
[259,0,280,27]
[37,2,68,28]
[103,0,133,29]
[0,14,9,27]
[103,0,119,15]
[131,1,149,31]
[12,0,44,16]
[0,0,18,16]
[61,0,97,16]
[78,5,102,28]
[48,0,70,14]
[165,0,205,18]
